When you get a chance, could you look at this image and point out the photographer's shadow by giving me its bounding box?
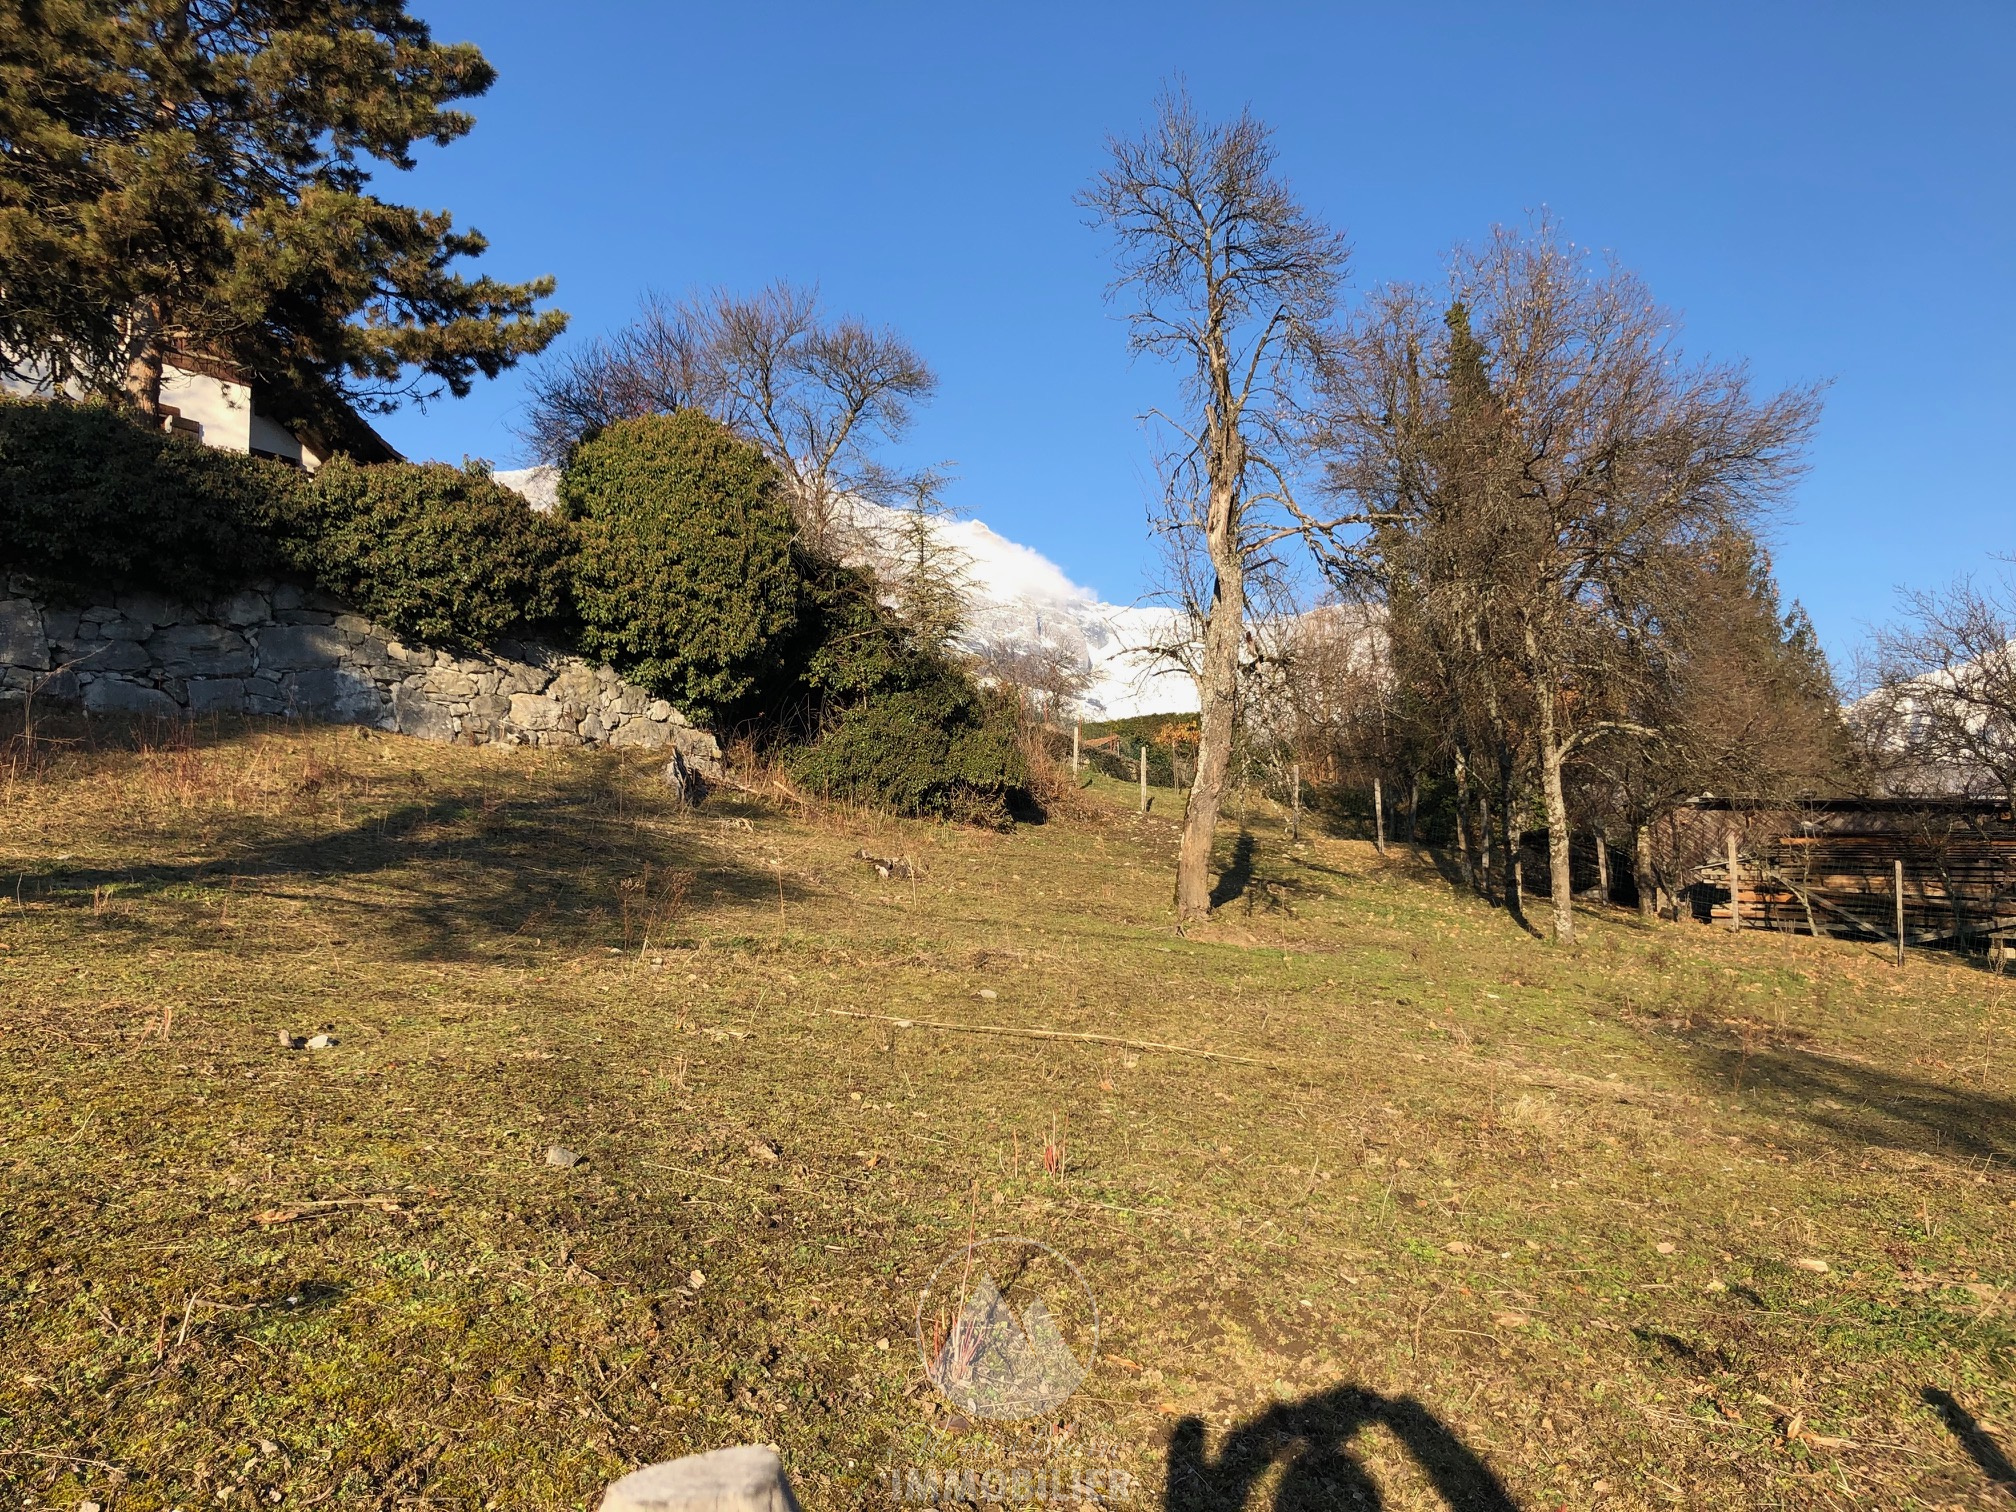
[1165,1385,1518,1511]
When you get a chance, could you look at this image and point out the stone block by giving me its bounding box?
[469,693,512,720]
[40,608,80,642]
[214,589,271,626]
[333,613,373,639]
[670,726,725,782]
[608,717,670,751]
[497,662,552,695]
[30,669,81,702]
[113,591,176,631]
[186,678,248,714]
[353,638,394,669]
[269,582,307,611]
[549,665,601,706]
[258,623,346,672]
[613,687,647,717]
[508,693,564,731]
[245,684,291,715]
[147,623,253,678]
[424,667,478,699]
[393,686,457,742]
[77,639,153,673]
[84,678,180,718]
[292,666,385,723]
[0,600,48,670]
[645,699,673,722]
[98,617,147,641]
[578,712,607,743]
[274,609,335,626]
[599,1447,799,1512]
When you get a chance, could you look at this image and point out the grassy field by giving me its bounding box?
[1,717,2012,1511]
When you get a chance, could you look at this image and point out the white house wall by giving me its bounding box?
[158,366,252,451]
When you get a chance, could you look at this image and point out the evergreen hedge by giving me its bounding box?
[789,662,1028,828]
[561,411,799,720]
[292,457,575,644]
[0,395,297,599]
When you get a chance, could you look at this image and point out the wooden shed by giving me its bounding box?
[1680,797,2016,953]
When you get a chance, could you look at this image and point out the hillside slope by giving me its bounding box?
[0,720,2011,1509]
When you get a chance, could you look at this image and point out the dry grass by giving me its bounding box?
[0,716,2013,1510]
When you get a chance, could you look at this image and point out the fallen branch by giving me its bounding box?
[825,1009,1285,1069]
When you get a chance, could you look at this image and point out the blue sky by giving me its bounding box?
[377,2,2013,668]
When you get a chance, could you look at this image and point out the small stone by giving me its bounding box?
[1655,1242,1676,1255]
[304,1033,337,1050]
[259,1439,279,1457]
[977,988,998,1000]
[689,1268,706,1289]
[1792,1257,1830,1274]
[277,1030,306,1050]
[545,1145,582,1170]
[79,1502,101,1512]
[599,1446,800,1512]
[1444,1240,1472,1255]
[747,1139,780,1164]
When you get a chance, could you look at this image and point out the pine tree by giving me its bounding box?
[0,0,566,418]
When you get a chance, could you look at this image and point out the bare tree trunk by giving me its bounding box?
[1633,822,1657,920]
[1475,782,1492,896]
[1454,746,1475,889]
[122,299,165,418]
[1407,775,1419,847]
[1176,522,1245,919]
[1527,627,1577,942]
[1495,742,1524,924]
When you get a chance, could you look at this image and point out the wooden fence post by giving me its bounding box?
[1373,775,1387,856]
[1726,831,1742,933]
[1895,858,1907,967]
[1291,762,1301,841]
[1138,747,1148,813]
[1071,722,1080,777]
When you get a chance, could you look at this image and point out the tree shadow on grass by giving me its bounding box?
[1210,833,1259,909]
[1165,1384,1519,1510]
[1680,1040,2016,1163]
[13,729,793,961]
[1922,1387,2016,1496]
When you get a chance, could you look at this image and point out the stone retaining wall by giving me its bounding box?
[0,577,721,772]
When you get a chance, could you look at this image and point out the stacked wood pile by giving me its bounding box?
[1682,798,2016,948]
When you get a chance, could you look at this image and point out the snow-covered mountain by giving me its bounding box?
[494,465,1197,720]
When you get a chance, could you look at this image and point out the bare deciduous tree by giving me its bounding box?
[1081,86,1347,920]
[1857,567,2016,804]
[523,281,940,557]
[1323,219,1821,940]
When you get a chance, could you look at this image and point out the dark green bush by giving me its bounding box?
[561,411,798,719]
[789,655,1029,827]
[0,395,299,599]
[294,457,575,644]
